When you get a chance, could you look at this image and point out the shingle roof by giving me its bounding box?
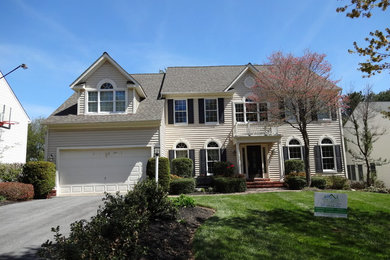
[162,65,248,93]
[44,73,164,125]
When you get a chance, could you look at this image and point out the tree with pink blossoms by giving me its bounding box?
[255,50,342,186]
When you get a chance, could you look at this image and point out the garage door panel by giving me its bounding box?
[58,148,150,193]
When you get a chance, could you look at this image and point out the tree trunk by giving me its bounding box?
[301,130,311,187]
[365,158,371,186]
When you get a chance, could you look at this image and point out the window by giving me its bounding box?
[206,141,220,174]
[288,139,302,160]
[205,99,218,123]
[174,100,187,124]
[320,138,335,171]
[234,99,268,123]
[317,109,331,121]
[175,142,189,158]
[87,82,126,113]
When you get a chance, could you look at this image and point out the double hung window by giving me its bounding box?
[87,82,126,113]
[234,99,268,123]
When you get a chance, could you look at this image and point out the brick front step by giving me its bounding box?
[246,181,285,189]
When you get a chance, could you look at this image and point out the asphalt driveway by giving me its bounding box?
[0,196,104,259]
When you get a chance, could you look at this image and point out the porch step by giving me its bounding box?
[246,181,285,189]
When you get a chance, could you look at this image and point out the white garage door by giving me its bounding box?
[58,147,151,195]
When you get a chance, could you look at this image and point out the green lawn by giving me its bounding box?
[192,191,390,260]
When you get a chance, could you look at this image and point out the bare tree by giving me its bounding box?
[345,85,387,186]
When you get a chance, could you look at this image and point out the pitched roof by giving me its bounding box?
[44,73,164,125]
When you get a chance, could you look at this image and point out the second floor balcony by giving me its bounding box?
[233,123,279,137]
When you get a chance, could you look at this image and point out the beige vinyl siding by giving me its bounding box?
[83,61,133,114]
[47,127,159,162]
[134,92,141,113]
[165,96,235,176]
[78,90,85,115]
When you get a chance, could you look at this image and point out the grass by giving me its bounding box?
[192,191,390,260]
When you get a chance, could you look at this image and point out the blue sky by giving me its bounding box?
[0,0,388,119]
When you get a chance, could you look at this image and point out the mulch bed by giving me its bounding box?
[141,206,215,260]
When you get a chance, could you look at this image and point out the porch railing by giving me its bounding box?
[233,123,278,137]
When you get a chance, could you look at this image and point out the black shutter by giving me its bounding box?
[347,165,352,179]
[314,146,323,173]
[335,145,342,172]
[283,146,289,161]
[188,99,194,124]
[279,99,285,119]
[218,98,224,123]
[220,148,227,162]
[301,146,306,160]
[358,164,363,180]
[200,149,207,176]
[189,149,195,176]
[169,149,175,174]
[168,99,174,124]
[311,110,318,121]
[331,108,337,121]
[198,99,205,124]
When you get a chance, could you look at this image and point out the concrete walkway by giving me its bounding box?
[0,196,103,259]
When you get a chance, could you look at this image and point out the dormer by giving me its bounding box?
[70,52,146,115]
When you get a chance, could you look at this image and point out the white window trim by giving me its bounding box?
[173,139,191,158]
[204,98,219,125]
[320,138,337,172]
[206,142,220,175]
[85,80,127,114]
[287,138,303,160]
[173,99,188,125]
[233,101,269,124]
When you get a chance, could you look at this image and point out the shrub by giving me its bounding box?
[285,160,305,175]
[285,176,307,190]
[0,163,24,182]
[374,180,386,189]
[350,181,366,190]
[213,161,235,177]
[364,186,389,194]
[169,178,195,195]
[0,182,34,200]
[311,177,326,189]
[172,194,195,208]
[213,177,247,193]
[171,158,193,177]
[0,195,5,201]
[146,157,170,192]
[323,175,349,190]
[196,176,214,187]
[288,171,306,177]
[19,161,55,199]
[39,180,177,259]
[170,174,182,180]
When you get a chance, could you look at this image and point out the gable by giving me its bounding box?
[0,72,30,123]
[230,69,261,102]
[84,61,128,91]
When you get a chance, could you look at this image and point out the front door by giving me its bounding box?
[247,145,262,179]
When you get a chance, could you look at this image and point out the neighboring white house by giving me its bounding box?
[44,52,347,195]
[0,71,30,163]
[344,102,390,187]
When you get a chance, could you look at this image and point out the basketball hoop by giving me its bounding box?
[0,121,18,129]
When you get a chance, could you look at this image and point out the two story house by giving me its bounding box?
[44,53,347,195]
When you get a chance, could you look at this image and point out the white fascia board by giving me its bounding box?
[223,64,259,92]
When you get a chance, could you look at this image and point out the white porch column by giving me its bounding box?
[278,140,284,181]
[236,142,242,174]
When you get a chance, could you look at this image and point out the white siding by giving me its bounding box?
[0,73,29,163]
[47,127,159,161]
[83,61,133,114]
[78,90,85,115]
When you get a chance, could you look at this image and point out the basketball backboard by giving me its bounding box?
[0,104,13,129]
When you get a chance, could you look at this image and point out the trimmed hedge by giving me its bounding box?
[146,157,170,192]
[0,163,24,182]
[311,177,326,189]
[19,161,55,199]
[196,176,214,187]
[169,178,195,195]
[285,176,307,190]
[285,160,305,175]
[213,177,247,193]
[0,182,34,200]
[213,161,235,177]
[171,158,193,177]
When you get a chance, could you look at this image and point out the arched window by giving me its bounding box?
[320,138,335,171]
[87,81,126,113]
[175,142,188,158]
[206,141,220,174]
[288,138,302,160]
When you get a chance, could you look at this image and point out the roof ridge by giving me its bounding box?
[131,73,162,76]
[167,64,247,69]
